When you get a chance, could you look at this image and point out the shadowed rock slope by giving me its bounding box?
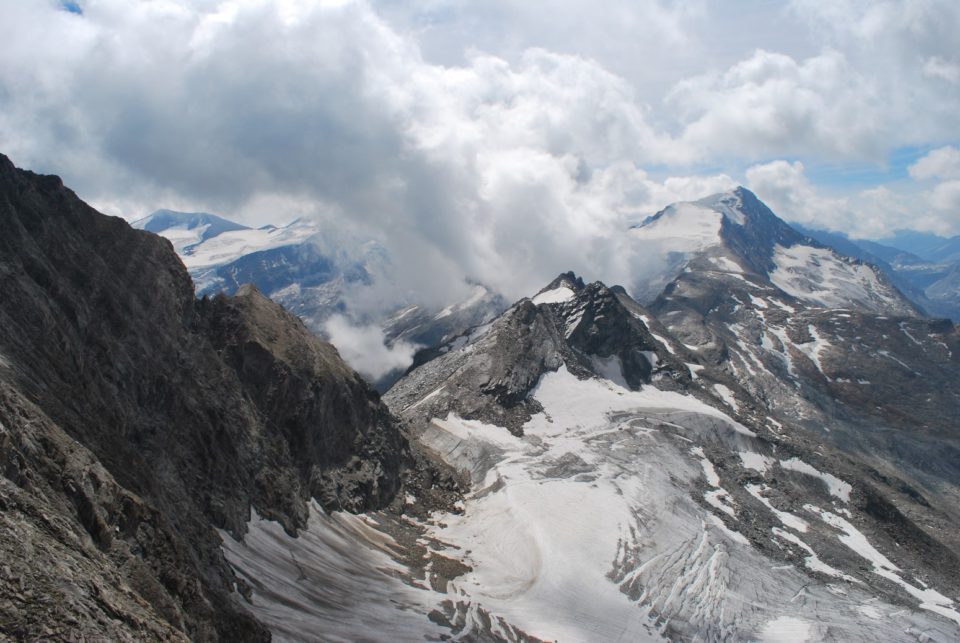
[0,154,415,640]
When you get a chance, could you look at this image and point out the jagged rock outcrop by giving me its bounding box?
[0,154,416,640]
[385,272,693,435]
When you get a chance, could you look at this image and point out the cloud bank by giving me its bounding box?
[324,314,420,381]
[0,0,957,308]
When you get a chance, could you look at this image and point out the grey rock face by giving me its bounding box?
[649,238,960,586]
[0,154,416,640]
[386,272,691,436]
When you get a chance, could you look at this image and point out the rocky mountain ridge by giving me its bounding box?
[274,260,951,641]
[0,154,457,640]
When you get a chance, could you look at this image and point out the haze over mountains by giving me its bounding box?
[2,156,959,641]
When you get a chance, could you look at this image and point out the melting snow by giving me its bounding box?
[533,366,756,436]
[713,383,739,411]
[793,325,831,376]
[746,484,809,533]
[770,244,899,313]
[772,528,859,583]
[749,294,769,309]
[590,354,630,389]
[710,255,743,272]
[641,350,660,370]
[435,285,489,319]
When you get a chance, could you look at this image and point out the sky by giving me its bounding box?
[1,0,959,307]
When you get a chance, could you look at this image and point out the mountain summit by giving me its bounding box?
[631,187,918,316]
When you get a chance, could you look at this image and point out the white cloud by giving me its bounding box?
[667,49,887,162]
[909,146,960,181]
[930,180,960,212]
[323,314,420,381]
[923,56,960,84]
[747,159,959,237]
[0,0,958,308]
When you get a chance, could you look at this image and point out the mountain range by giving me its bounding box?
[2,156,959,641]
[131,210,507,389]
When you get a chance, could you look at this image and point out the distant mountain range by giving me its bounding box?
[132,209,507,388]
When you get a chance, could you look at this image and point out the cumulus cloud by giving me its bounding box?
[323,314,420,381]
[930,181,960,213]
[669,49,892,162]
[0,0,736,304]
[909,146,960,181]
[0,0,958,310]
[907,147,960,220]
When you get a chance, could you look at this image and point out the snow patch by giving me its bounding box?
[759,616,813,642]
[770,244,901,313]
[713,383,739,411]
[687,363,705,380]
[740,451,774,473]
[780,458,852,502]
[746,484,809,533]
[178,220,320,270]
[532,285,575,305]
[793,325,831,377]
[532,366,755,437]
[631,202,723,253]
[640,350,659,370]
[435,285,489,319]
[590,354,630,389]
[772,528,859,583]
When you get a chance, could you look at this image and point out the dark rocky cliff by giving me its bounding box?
[0,154,412,640]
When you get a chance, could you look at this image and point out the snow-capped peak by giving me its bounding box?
[132,209,251,255]
[694,189,746,226]
[531,272,585,305]
[629,187,760,259]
